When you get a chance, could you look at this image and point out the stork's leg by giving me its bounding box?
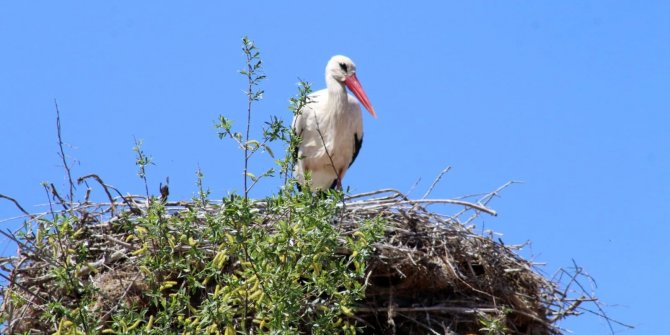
[328,177,343,190]
[335,170,346,190]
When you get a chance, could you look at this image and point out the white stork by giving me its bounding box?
[293,55,377,191]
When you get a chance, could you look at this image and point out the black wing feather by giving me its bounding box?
[349,133,363,167]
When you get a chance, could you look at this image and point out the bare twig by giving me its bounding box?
[42,184,57,225]
[567,259,632,333]
[77,174,117,215]
[0,194,32,218]
[49,183,69,211]
[406,177,422,198]
[344,188,408,201]
[422,166,451,199]
[105,184,142,215]
[356,305,499,314]
[459,180,518,224]
[0,272,48,304]
[481,180,520,206]
[353,198,497,216]
[54,99,75,203]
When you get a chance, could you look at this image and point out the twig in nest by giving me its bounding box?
[0,272,48,304]
[54,99,76,203]
[49,183,69,211]
[479,180,520,208]
[568,259,633,332]
[78,174,117,215]
[422,166,451,199]
[0,194,32,218]
[344,188,409,202]
[84,188,92,204]
[406,177,422,198]
[381,199,497,217]
[357,305,499,314]
[42,183,56,219]
[398,313,441,335]
[458,180,518,224]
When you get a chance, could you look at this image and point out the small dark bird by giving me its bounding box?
[159,177,169,203]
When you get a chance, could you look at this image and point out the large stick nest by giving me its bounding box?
[1,188,587,334]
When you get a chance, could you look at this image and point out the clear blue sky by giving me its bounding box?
[1,1,667,333]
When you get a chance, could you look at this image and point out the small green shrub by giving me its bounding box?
[1,36,383,335]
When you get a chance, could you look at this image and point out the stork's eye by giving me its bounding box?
[339,63,348,72]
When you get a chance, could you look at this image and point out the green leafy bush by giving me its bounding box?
[0,36,385,335]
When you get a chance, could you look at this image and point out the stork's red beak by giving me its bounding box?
[345,74,377,119]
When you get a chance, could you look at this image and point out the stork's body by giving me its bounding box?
[293,55,376,191]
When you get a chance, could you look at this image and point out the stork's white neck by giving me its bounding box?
[326,75,349,113]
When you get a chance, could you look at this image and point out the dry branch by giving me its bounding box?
[0,194,32,218]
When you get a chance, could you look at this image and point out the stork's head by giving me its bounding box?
[326,55,357,82]
[326,55,377,118]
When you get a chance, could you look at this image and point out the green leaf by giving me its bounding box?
[245,140,260,151]
[262,144,274,158]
